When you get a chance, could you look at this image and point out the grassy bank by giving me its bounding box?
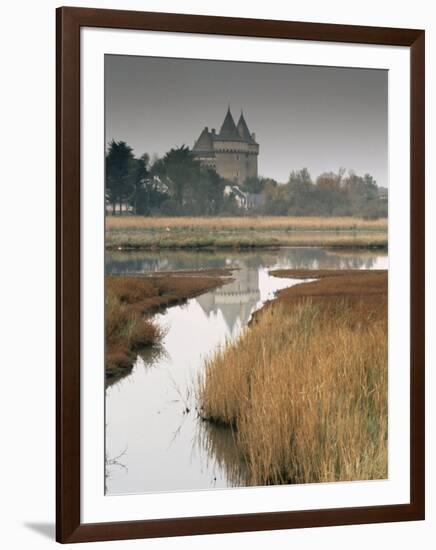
[106,290,165,380]
[105,216,387,250]
[107,229,387,250]
[270,268,387,280]
[198,270,387,485]
[106,272,228,379]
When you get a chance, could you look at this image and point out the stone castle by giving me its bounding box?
[192,107,259,185]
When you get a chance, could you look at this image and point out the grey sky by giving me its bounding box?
[105,55,388,186]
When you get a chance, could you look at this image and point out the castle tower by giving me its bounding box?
[192,107,259,185]
[236,111,259,180]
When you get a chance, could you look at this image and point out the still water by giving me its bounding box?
[105,247,388,495]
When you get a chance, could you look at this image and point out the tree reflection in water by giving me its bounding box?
[106,247,386,277]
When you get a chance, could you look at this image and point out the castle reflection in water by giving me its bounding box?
[105,247,387,336]
[196,262,260,335]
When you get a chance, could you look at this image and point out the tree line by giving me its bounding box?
[106,140,387,219]
[262,167,387,218]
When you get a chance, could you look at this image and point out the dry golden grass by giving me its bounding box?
[107,216,387,232]
[105,293,165,379]
[198,271,388,485]
[107,273,227,314]
[270,268,386,280]
[266,270,387,307]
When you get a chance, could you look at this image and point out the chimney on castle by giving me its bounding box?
[204,126,208,132]
[251,132,256,141]
[211,128,216,135]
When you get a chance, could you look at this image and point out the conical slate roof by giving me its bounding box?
[193,127,214,152]
[237,112,255,143]
[218,108,242,141]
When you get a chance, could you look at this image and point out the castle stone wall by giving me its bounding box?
[215,151,248,184]
[246,153,258,180]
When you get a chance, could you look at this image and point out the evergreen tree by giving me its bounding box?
[105,140,135,214]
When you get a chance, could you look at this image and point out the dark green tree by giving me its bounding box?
[105,140,135,215]
[157,145,201,207]
[128,153,168,215]
[129,153,150,214]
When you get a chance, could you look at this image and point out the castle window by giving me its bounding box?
[236,154,239,160]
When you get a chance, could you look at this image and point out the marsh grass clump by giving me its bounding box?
[105,292,165,378]
[198,272,387,486]
[107,273,227,314]
[105,273,227,378]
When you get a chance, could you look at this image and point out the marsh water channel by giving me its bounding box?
[105,247,388,495]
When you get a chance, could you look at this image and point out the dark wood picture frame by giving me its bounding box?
[56,6,425,543]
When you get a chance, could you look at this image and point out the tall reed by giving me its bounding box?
[198,299,387,485]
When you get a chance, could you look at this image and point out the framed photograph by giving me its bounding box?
[56,7,425,543]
